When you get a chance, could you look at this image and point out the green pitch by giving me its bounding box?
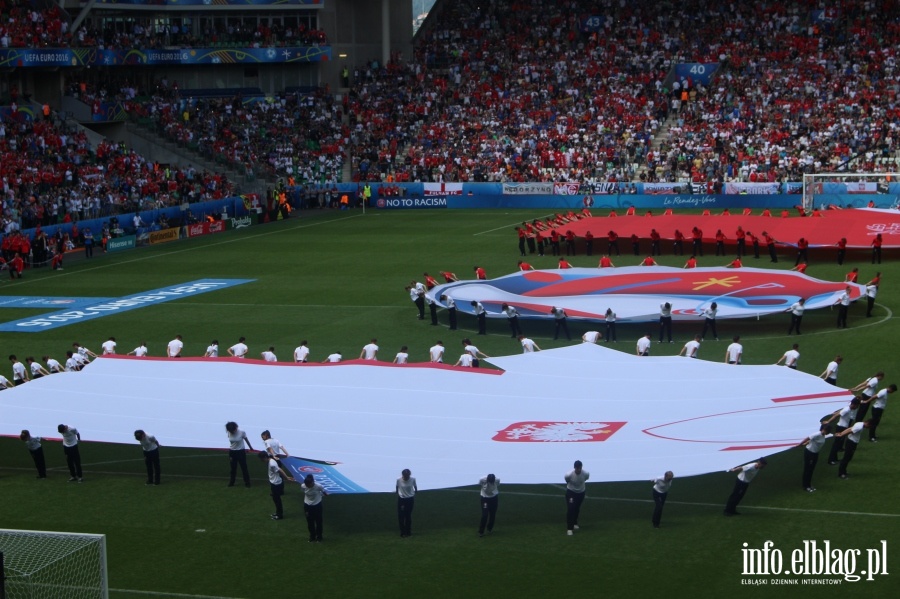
[1,209,896,598]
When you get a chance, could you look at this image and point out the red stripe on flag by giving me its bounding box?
[770,391,851,403]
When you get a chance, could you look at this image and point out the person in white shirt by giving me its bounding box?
[101,337,117,355]
[604,308,617,342]
[835,420,872,478]
[850,371,884,423]
[565,460,589,535]
[865,279,878,317]
[429,341,445,363]
[800,423,833,492]
[9,355,28,384]
[471,300,487,335]
[723,457,767,515]
[26,357,50,378]
[294,341,310,363]
[462,338,489,367]
[228,337,248,358]
[58,424,84,482]
[551,306,571,340]
[824,397,860,464]
[502,303,522,337]
[834,285,851,328]
[725,336,743,364]
[204,340,218,358]
[43,355,62,373]
[636,333,652,356]
[651,471,674,528]
[261,347,277,362]
[20,430,47,478]
[0,374,12,389]
[478,473,500,536]
[658,302,673,343]
[300,474,327,541]
[323,352,342,363]
[392,346,409,364]
[167,335,184,358]
[258,451,291,520]
[128,343,149,357]
[65,351,82,372]
[519,335,541,353]
[455,353,474,367]
[359,338,379,360]
[134,430,161,485]
[261,430,289,463]
[787,298,805,334]
[582,331,602,344]
[225,421,254,487]
[867,383,896,442]
[440,294,457,330]
[776,343,800,369]
[819,355,842,385]
[700,302,718,340]
[73,342,98,362]
[396,469,417,537]
[679,335,701,358]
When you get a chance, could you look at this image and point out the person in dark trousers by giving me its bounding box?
[396,468,417,537]
[551,306,571,340]
[502,303,522,337]
[835,420,871,478]
[259,451,291,520]
[478,473,499,537]
[833,286,851,328]
[835,237,847,265]
[762,231,778,262]
[20,430,47,478]
[658,302,673,343]
[441,294,457,330]
[651,471,674,528]
[701,302,719,340]
[408,282,425,320]
[300,474,327,541]
[134,430,161,485]
[787,298,805,335]
[867,384,896,442]
[723,457,767,516]
[58,424,83,482]
[426,295,439,325]
[823,398,860,464]
[565,460,589,535]
[471,300,487,335]
[604,308,617,342]
[800,423,832,492]
[225,421,254,487]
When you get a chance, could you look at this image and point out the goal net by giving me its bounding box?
[0,529,108,599]
[802,172,899,211]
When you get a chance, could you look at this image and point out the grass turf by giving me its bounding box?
[0,208,897,598]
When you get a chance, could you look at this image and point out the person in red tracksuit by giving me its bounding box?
[9,253,24,279]
[607,230,620,256]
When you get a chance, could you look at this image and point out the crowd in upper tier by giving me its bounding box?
[345,0,899,184]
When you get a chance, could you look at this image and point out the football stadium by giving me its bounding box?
[1,1,898,597]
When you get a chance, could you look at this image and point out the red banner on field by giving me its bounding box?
[186,221,226,238]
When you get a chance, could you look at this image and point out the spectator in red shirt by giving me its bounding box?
[715,230,726,256]
[762,231,778,263]
[474,266,487,280]
[845,268,858,283]
[835,238,847,265]
[684,255,697,269]
[9,254,24,279]
[673,229,685,255]
[518,260,534,271]
[641,256,658,267]
[440,271,459,283]
[607,231,620,256]
[871,234,882,264]
[791,262,808,274]
[598,255,615,268]
[795,238,809,266]
[735,226,746,257]
[726,256,743,268]
[691,227,704,256]
[558,258,573,269]
[422,273,438,290]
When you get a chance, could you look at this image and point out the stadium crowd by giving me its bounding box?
[345,0,900,185]
[0,114,235,233]
[0,1,328,49]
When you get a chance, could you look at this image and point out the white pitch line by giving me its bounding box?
[111,588,246,599]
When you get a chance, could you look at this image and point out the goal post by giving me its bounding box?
[0,529,108,599]
[802,172,899,211]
